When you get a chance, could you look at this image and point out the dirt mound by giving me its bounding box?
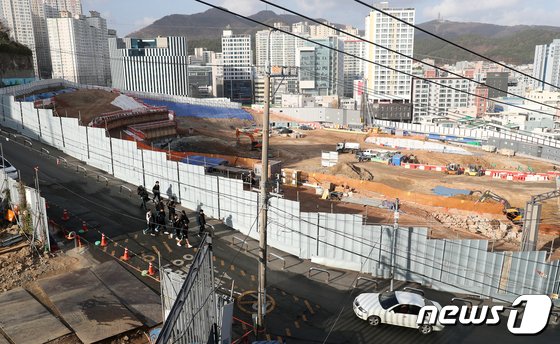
[54,89,120,123]
[329,163,374,181]
[169,135,239,155]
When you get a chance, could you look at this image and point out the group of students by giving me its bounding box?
[138,181,207,248]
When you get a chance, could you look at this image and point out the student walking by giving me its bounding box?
[137,185,149,211]
[178,210,192,248]
[197,209,206,237]
[167,197,177,221]
[172,213,181,241]
[156,208,166,234]
[152,181,161,202]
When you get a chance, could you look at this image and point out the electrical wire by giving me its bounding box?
[353,0,560,92]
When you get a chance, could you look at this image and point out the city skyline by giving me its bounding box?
[82,0,560,37]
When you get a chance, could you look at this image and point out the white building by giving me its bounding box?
[222,29,253,103]
[109,36,188,96]
[533,39,560,91]
[364,2,415,100]
[47,10,109,86]
[1,0,38,75]
[342,38,365,98]
[412,77,473,122]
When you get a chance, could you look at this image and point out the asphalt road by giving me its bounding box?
[2,131,559,343]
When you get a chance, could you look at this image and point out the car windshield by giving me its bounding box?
[379,292,399,310]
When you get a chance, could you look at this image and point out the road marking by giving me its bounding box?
[134,234,138,239]
[212,256,216,261]
[251,275,256,282]
[110,250,115,256]
[194,247,198,253]
[125,239,129,243]
[102,246,107,252]
[302,314,308,322]
[236,290,276,315]
[220,260,225,267]
[294,321,300,329]
[266,334,271,341]
[281,290,287,296]
[163,241,173,253]
[240,270,246,276]
[304,300,315,314]
[293,295,299,302]
[285,328,291,337]
[230,264,235,271]
[113,242,118,247]
[152,246,160,255]
[316,304,321,309]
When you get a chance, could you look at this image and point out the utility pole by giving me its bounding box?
[390,198,399,291]
[257,29,273,330]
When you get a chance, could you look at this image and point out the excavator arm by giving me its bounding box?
[477,190,512,209]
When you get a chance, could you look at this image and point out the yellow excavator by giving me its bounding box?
[475,190,523,224]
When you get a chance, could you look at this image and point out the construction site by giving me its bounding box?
[16,86,560,257]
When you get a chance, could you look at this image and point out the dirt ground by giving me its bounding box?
[53,89,120,124]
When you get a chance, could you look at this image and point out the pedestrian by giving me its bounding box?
[157,208,166,234]
[180,210,192,248]
[167,196,177,221]
[149,210,157,236]
[197,209,206,236]
[137,185,149,211]
[156,199,165,212]
[172,213,181,241]
[152,181,161,202]
[143,210,152,235]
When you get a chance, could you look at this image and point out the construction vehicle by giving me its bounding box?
[235,128,262,150]
[336,142,360,153]
[476,190,523,224]
[464,164,485,176]
[445,163,464,175]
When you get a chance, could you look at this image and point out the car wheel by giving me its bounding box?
[418,324,432,335]
[367,315,381,326]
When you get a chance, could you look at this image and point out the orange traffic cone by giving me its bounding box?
[61,209,70,221]
[147,262,156,276]
[81,221,88,233]
[100,233,108,247]
[120,247,130,261]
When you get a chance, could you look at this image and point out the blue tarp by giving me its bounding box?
[181,156,227,167]
[432,186,471,197]
[392,154,403,166]
[21,88,76,102]
[141,98,253,120]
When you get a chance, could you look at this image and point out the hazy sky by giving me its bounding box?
[82,0,560,37]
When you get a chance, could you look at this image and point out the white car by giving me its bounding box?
[1,158,18,180]
[353,291,444,335]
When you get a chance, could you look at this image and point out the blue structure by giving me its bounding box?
[391,153,403,166]
[21,88,76,102]
[181,156,227,167]
[141,98,253,120]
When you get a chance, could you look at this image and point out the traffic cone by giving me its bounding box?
[61,209,70,221]
[81,221,88,233]
[147,262,156,276]
[100,233,108,247]
[120,247,130,261]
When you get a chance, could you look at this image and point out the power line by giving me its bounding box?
[193,0,560,123]
[353,0,560,92]
[258,0,560,114]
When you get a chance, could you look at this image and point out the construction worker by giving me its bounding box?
[197,209,206,237]
[167,196,177,221]
[152,181,161,203]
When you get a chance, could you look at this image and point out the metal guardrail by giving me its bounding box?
[57,156,68,166]
[24,139,32,147]
[231,236,248,251]
[308,267,330,283]
[119,185,132,196]
[96,175,109,186]
[40,147,49,155]
[268,252,286,270]
[76,165,87,175]
[403,287,424,296]
[354,276,378,289]
[451,297,472,307]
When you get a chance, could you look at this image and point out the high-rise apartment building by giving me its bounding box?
[342,38,365,98]
[1,0,38,75]
[48,10,110,85]
[255,27,304,75]
[109,36,188,96]
[533,39,560,91]
[364,2,415,100]
[222,29,253,104]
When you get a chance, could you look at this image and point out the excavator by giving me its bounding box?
[235,128,262,150]
[475,190,523,224]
